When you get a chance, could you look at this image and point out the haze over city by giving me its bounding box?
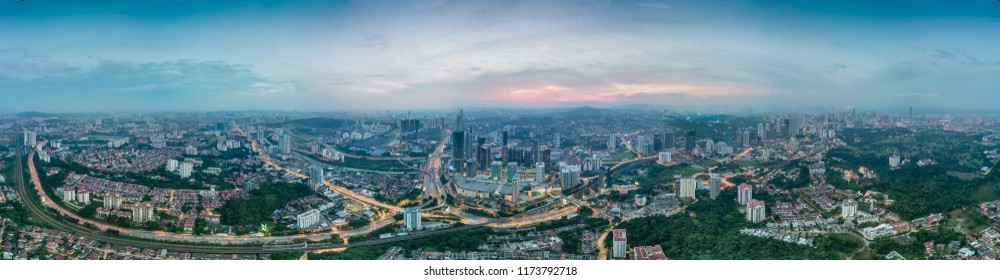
[2,0,1000,113]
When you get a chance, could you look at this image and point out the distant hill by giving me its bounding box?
[275,117,346,129]
[16,111,55,118]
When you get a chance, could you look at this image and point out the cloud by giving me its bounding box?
[1,58,300,112]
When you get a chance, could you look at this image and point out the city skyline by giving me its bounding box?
[3,0,1000,113]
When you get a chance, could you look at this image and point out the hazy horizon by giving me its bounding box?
[3,0,1000,113]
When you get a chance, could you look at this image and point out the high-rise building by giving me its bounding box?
[741,129,752,147]
[506,163,518,183]
[451,130,466,161]
[841,199,858,218]
[510,181,520,206]
[491,161,503,181]
[185,145,198,156]
[653,133,663,152]
[663,132,675,149]
[709,173,721,200]
[501,131,509,147]
[889,155,901,168]
[746,199,766,223]
[678,178,698,199]
[104,193,124,210]
[657,151,672,164]
[560,165,581,189]
[404,207,422,230]
[166,159,179,172]
[296,209,321,229]
[553,132,562,149]
[179,162,193,178]
[612,229,627,259]
[62,187,76,203]
[279,134,291,154]
[132,203,156,224]
[738,183,753,205]
[608,134,617,152]
[308,165,325,190]
[24,130,37,147]
[75,190,91,205]
[535,162,546,183]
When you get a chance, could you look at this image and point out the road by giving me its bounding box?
[236,124,402,212]
[12,137,580,254]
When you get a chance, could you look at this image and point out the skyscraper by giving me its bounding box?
[535,162,546,183]
[664,132,675,149]
[308,165,324,190]
[653,133,663,151]
[279,134,291,154]
[451,130,466,160]
[709,173,721,200]
[684,130,696,152]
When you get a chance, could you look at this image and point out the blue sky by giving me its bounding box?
[2,0,999,113]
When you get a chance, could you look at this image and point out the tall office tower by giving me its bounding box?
[539,146,552,173]
[653,133,663,151]
[678,178,698,199]
[604,167,613,189]
[404,207,422,230]
[612,229,627,259]
[501,130,508,147]
[451,130,466,160]
[746,199,766,223]
[709,173,721,200]
[476,145,490,170]
[256,130,265,144]
[738,183,752,205]
[758,123,766,139]
[909,106,913,120]
[535,162,546,183]
[464,128,475,162]
[279,134,291,154]
[553,132,561,149]
[308,165,324,190]
[456,110,464,130]
[685,130,696,152]
[664,132,675,149]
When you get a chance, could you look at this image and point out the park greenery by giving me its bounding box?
[610,191,858,259]
[217,182,313,226]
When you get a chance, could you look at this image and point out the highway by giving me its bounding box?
[10,138,579,254]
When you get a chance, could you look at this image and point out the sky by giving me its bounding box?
[2,0,999,113]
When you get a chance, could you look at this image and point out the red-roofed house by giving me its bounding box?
[633,245,667,260]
